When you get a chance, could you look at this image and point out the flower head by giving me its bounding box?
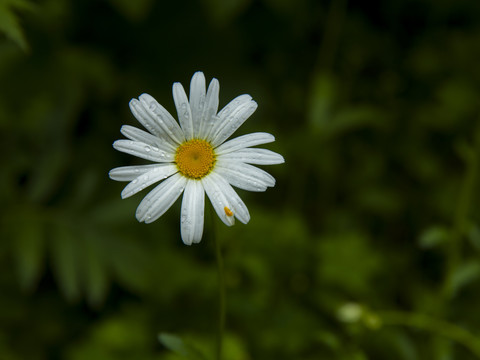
[109,72,284,245]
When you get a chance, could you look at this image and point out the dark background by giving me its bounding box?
[1,0,480,359]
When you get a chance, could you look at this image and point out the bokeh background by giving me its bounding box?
[1,0,480,359]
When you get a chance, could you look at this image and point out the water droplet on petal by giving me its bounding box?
[144,146,151,152]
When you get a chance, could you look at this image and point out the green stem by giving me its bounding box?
[211,209,225,360]
[443,141,479,298]
[378,310,480,358]
[317,0,348,72]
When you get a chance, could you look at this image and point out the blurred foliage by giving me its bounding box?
[1,0,480,359]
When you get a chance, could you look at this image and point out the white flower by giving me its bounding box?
[109,72,284,245]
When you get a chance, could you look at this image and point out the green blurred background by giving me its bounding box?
[1,0,480,359]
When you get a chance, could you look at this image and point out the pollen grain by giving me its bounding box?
[224,207,233,217]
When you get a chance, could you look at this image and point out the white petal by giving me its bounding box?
[211,100,257,147]
[219,148,285,165]
[209,95,257,146]
[215,132,275,155]
[189,72,206,137]
[137,94,185,144]
[113,140,174,162]
[201,175,235,226]
[120,125,176,153]
[215,161,276,192]
[208,172,250,224]
[121,164,178,199]
[206,94,250,139]
[173,83,194,139]
[109,164,170,181]
[135,173,187,223]
[198,78,220,139]
[180,180,205,245]
[129,97,183,146]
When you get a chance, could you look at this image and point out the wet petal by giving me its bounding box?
[173,82,194,139]
[201,175,235,226]
[189,72,206,137]
[219,148,284,165]
[211,99,257,147]
[198,78,220,139]
[180,180,205,245]
[135,173,187,223]
[113,140,174,162]
[138,94,185,144]
[120,125,176,153]
[109,164,171,182]
[209,172,250,224]
[215,132,275,155]
[121,164,178,199]
[214,161,275,192]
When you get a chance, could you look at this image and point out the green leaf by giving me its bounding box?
[158,333,209,360]
[316,233,382,295]
[50,224,81,302]
[466,223,480,251]
[450,260,480,295]
[108,237,152,294]
[200,0,251,26]
[107,0,154,21]
[27,145,69,204]
[82,233,109,307]
[0,0,34,51]
[11,209,45,291]
[418,226,450,249]
[307,72,337,131]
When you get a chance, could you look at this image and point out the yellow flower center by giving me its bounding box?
[175,139,216,179]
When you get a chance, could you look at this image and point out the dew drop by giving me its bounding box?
[144,146,151,152]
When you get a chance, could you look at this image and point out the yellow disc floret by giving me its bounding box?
[175,139,216,179]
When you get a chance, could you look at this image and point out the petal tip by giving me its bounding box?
[108,169,116,180]
[182,237,193,246]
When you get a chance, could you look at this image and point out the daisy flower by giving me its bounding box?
[109,72,284,245]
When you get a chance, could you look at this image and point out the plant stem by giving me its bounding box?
[443,140,479,298]
[211,209,225,360]
[378,310,480,358]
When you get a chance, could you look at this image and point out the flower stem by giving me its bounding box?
[211,208,225,360]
